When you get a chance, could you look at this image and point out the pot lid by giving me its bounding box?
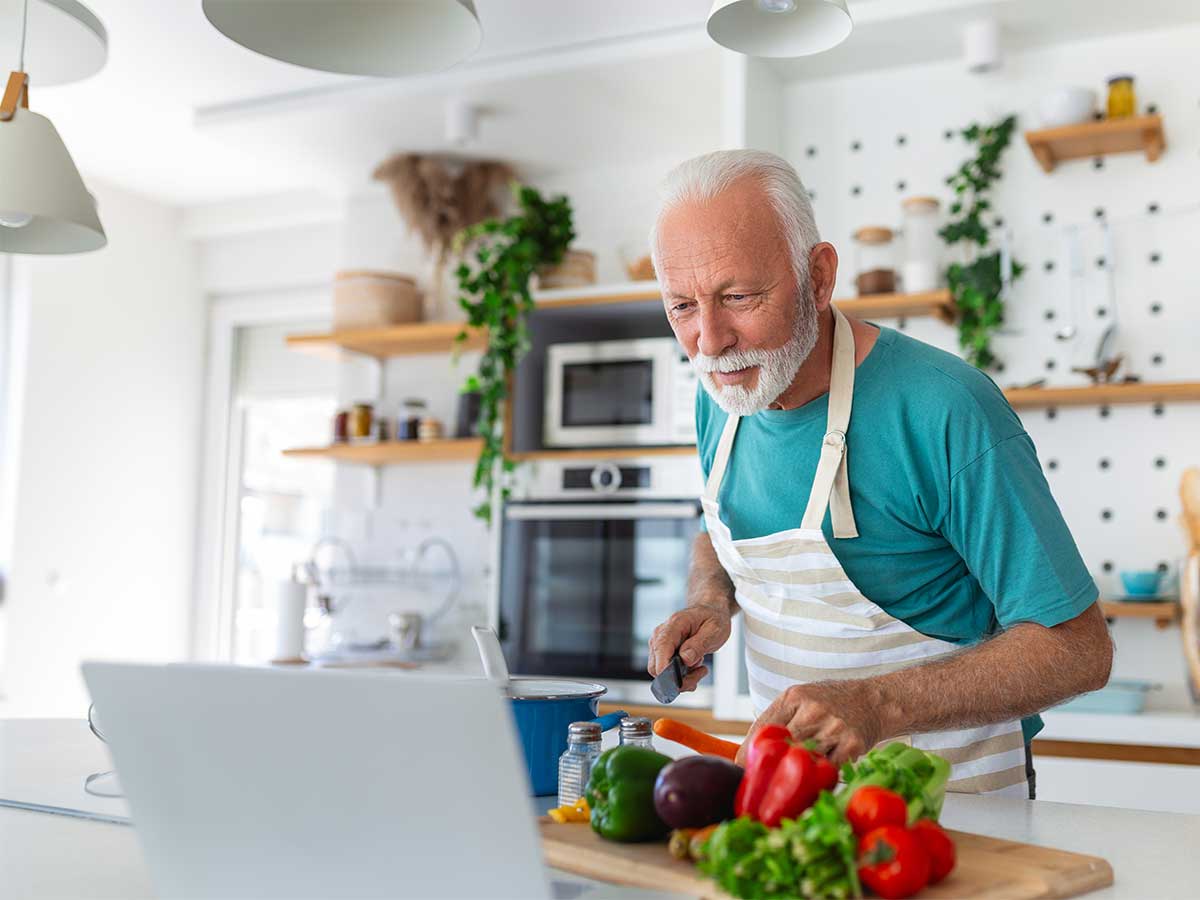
[507,678,607,700]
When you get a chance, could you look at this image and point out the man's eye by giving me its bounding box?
[671,303,694,314]
[726,293,751,302]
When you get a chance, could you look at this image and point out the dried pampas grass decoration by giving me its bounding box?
[372,154,514,261]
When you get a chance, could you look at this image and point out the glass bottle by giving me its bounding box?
[900,197,942,294]
[396,398,426,441]
[618,716,654,750]
[557,721,602,808]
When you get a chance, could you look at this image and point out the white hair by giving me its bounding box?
[648,149,821,288]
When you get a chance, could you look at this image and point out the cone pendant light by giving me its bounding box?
[0,0,106,254]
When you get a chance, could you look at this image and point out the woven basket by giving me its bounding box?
[333,270,423,330]
[534,249,597,290]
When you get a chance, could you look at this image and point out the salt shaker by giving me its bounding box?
[557,721,602,808]
[618,716,655,750]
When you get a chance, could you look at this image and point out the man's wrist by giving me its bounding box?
[688,595,735,618]
[870,674,909,742]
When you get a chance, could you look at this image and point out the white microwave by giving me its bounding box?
[543,337,697,448]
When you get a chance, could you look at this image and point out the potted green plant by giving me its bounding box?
[453,184,575,522]
[940,115,1023,370]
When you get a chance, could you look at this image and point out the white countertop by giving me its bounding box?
[3,719,1200,899]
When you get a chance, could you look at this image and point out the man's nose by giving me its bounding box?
[697,304,736,359]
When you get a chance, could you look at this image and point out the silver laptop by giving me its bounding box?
[81,662,550,899]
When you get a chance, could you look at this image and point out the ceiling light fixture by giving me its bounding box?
[707,0,852,58]
[0,0,106,254]
[202,0,483,77]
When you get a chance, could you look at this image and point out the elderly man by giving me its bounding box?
[646,150,1111,797]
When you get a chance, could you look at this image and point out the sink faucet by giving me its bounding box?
[299,537,358,616]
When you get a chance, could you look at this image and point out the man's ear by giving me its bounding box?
[808,242,839,312]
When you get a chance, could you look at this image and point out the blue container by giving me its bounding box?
[1120,570,1162,598]
[507,678,626,796]
[1057,679,1154,714]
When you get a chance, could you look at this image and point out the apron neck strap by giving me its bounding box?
[800,306,859,538]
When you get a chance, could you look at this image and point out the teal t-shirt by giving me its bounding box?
[698,326,1098,743]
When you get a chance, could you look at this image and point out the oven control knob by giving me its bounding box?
[590,463,622,494]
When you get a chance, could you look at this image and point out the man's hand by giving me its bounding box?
[647,603,732,693]
[736,680,885,767]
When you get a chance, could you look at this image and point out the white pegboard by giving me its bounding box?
[775,23,1200,598]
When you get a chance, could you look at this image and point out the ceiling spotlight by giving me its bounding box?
[445,100,481,147]
[964,19,1002,74]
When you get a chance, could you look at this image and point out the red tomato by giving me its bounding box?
[811,751,839,792]
[911,819,956,884]
[846,786,908,837]
[858,825,931,899]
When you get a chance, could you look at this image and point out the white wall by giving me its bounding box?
[0,180,205,716]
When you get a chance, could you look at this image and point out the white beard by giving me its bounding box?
[690,288,820,416]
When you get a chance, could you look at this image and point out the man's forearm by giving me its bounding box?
[688,532,738,617]
[872,603,1113,741]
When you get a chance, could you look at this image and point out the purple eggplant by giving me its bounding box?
[652,755,744,829]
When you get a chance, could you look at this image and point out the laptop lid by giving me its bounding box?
[81,662,549,900]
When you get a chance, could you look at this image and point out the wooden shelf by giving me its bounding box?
[1003,381,1200,409]
[1025,114,1165,173]
[510,445,696,462]
[835,289,955,323]
[534,281,662,309]
[286,321,487,360]
[1100,601,1180,629]
[283,438,483,465]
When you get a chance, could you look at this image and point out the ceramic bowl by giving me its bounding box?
[1120,569,1162,598]
[1037,87,1097,128]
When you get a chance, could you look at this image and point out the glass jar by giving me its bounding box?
[618,716,654,750]
[417,416,444,443]
[396,399,426,441]
[853,226,897,296]
[557,721,602,808]
[1107,75,1136,119]
[332,410,350,444]
[900,197,942,294]
[349,403,373,441]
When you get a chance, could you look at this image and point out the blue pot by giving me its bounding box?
[1120,569,1162,598]
[507,677,626,796]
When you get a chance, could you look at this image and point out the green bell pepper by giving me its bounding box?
[586,745,673,842]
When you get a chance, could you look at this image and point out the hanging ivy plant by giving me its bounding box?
[453,183,575,522]
[940,114,1023,370]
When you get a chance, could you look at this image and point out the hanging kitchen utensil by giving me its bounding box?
[471,624,511,688]
[1056,226,1083,342]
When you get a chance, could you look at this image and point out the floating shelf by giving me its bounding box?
[286,321,487,360]
[510,445,696,462]
[836,289,955,323]
[283,438,483,465]
[1100,601,1180,629]
[285,286,956,360]
[1004,381,1200,409]
[1025,114,1165,173]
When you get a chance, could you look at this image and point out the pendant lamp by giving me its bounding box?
[202,0,482,77]
[0,0,106,254]
[707,0,853,58]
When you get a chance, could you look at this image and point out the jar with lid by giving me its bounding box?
[557,721,603,808]
[396,399,426,441]
[417,415,444,443]
[349,403,374,441]
[853,227,897,296]
[618,716,654,750]
[1107,75,1136,119]
[899,197,942,294]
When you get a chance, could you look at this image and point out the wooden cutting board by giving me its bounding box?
[540,819,1114,899]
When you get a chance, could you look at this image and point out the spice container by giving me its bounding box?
[349,403,374,441]
[900,197,942,294]
[618,717,654,750]
[1106,75,1136,119]
[332,410,349,444]
[417,416,444,442]
[396,399,426,441]
[853,227,897,296]
[557,721,603,808]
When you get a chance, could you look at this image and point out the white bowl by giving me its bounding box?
[1037,87,1097,128]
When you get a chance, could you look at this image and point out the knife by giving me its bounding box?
[650,654,686,704]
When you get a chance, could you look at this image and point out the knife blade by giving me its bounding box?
[650,654,686,704]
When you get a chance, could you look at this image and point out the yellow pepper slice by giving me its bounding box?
[548,796,591,823]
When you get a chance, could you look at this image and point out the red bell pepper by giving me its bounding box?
[733,724,839,827]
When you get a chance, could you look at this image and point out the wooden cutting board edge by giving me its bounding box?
[540,820,1114,900]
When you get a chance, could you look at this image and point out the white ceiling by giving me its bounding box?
[9,0,1200,209]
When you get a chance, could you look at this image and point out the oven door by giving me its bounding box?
[499,500,703,682]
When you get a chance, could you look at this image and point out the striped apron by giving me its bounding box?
[701,307,1028,795]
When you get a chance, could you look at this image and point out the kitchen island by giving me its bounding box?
[1,720,1198,898]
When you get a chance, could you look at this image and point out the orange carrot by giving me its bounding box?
[652,718,740,761]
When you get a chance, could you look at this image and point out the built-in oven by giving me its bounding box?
[497,457,712,706]
[543,337,697,448]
